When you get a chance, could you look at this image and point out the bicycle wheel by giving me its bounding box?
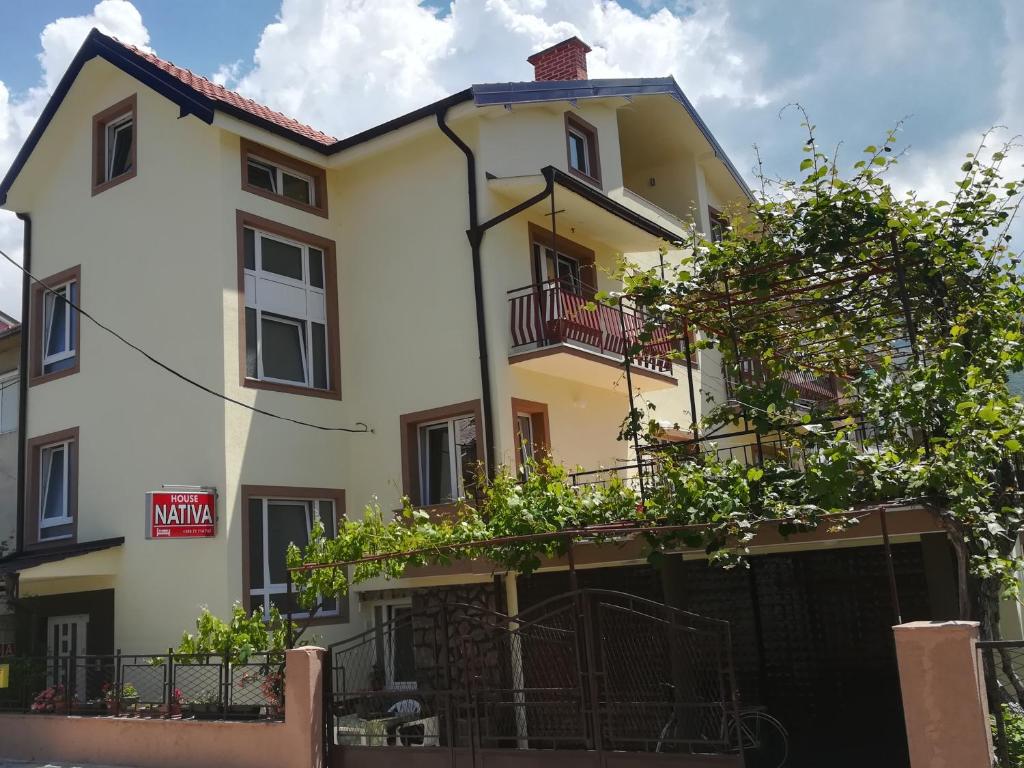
[731,711,788,768]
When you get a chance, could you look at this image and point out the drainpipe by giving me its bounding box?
[435,109,554,480]
[13,213,30,557]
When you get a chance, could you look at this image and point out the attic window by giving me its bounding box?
[240,139,328,217]
[564,113,601,186]
[92,94,137,195]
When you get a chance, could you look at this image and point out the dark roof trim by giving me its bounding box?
[0,536,124,574]
[473,77,753,199]
[544,165,684,245]
[0,325,21,343]
[331,88,473,153]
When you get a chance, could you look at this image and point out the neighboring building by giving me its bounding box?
[0,30,961,764]
[0,312,21,653]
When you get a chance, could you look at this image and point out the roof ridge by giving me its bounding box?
[106,34,339,145]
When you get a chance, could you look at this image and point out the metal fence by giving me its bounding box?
[0,651,284,720]
[980,640,1024,767]
[326,589,741,756]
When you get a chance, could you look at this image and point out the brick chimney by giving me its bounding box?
[527,37,591,81]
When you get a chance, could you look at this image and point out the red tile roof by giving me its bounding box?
[115,39,338,146]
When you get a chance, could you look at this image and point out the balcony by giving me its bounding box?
[508,281,676,390]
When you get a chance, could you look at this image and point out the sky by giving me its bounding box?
[0,0,1021,316]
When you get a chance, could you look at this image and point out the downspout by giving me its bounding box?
[14,213,30,556]
[435,108,495,479]
[436,108,555,480]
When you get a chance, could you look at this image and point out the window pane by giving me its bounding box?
[248,499,264,590]
[308,248,324,288]
[244,228,256,270]
[266,502,309,584]
[68,283,78,353]
[391,607,416,683]
[453,416,478,498]
[44,287,67,357]
[312,322,328,389]
[245,308,258,378]
[315,500,336,538]
[281,172,312,204]
[260,237,304,280]
[108,120,133,178]
[568,132,588,174]
[518,414,534,457]
[420,423,451,505]
[247,160,276,193]
[261,316,306,383]
[41,445,66,520]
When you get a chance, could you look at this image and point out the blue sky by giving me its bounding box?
[0,1,1020,314]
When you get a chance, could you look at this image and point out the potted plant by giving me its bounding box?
[101,682,139,714]
[261,671,284,719]
[161,687,184,718]
[187,689,221,719]
[30,683,66,713]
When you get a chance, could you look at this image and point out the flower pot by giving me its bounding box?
[227,704,261,719]
[188,702,222,720]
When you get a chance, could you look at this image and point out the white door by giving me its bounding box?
[47,614,87,697]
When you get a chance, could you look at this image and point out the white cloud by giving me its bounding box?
[0,0,151,317]
[226,0,772,140]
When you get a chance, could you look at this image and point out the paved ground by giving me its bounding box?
[0,763,138,768]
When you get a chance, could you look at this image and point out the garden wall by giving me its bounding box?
[0,646,324,768]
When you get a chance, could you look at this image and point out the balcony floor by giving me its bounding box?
[509,341,676,391]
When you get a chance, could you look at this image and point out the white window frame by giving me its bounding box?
[104,113,133,181]
[38,440,72,534]
[249,497,339,620]
[374,599,416,691]
[567,127,591,176]
[0,371,18,435]
[244,227,328,389]
[247,154,316,207]
[418,415,476,505]
[42,281,76,370]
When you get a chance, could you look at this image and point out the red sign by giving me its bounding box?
[146,491,216,538]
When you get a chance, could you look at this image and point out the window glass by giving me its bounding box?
[247,159,277,193]
[106,117,133,179]
[261,316,306,383]
[245,308,258,378]
[568,130,589,175]
[40,444,66,521]
[281,172,312,205]
[517,414,535,473]
[248,499,264,590]
[260,236,304,281]
[454,416,478,497]
[308,248,324,289]
[244,228,256,271]
[311,322,328,390]
[390,606,416,684]
[266,501,309,585]
[44,288,67,357]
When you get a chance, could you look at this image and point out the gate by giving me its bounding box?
[979,639,1024,767]
[324,589,742,768]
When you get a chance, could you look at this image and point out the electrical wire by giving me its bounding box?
[0,247,372,434]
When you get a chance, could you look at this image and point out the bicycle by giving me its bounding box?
[655,702,789,768]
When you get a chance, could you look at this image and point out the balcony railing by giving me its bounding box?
[726,358,840,405]
[508,281,673,375]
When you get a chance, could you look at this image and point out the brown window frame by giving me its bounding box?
[240,484,349,626]
[564,112,602,187]
[236,210,341,400]
[240,138,328,218]
[708,206,728,242]
[527,222,597,298]
[511,398,550,476]
[400,399,484,509]
[29,265,81,387]
[25,426,80,549]
[92,94,137,196]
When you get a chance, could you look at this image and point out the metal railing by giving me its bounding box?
[979,640,1024,766]
[724,358,841,406]
[0,651,284,720]
[326,589,741,756]
[508,281,673,375]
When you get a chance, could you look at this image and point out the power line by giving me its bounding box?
[0,247,372,434]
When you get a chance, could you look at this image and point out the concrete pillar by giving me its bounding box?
[284,645,326,768]
[893,621,992,768]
